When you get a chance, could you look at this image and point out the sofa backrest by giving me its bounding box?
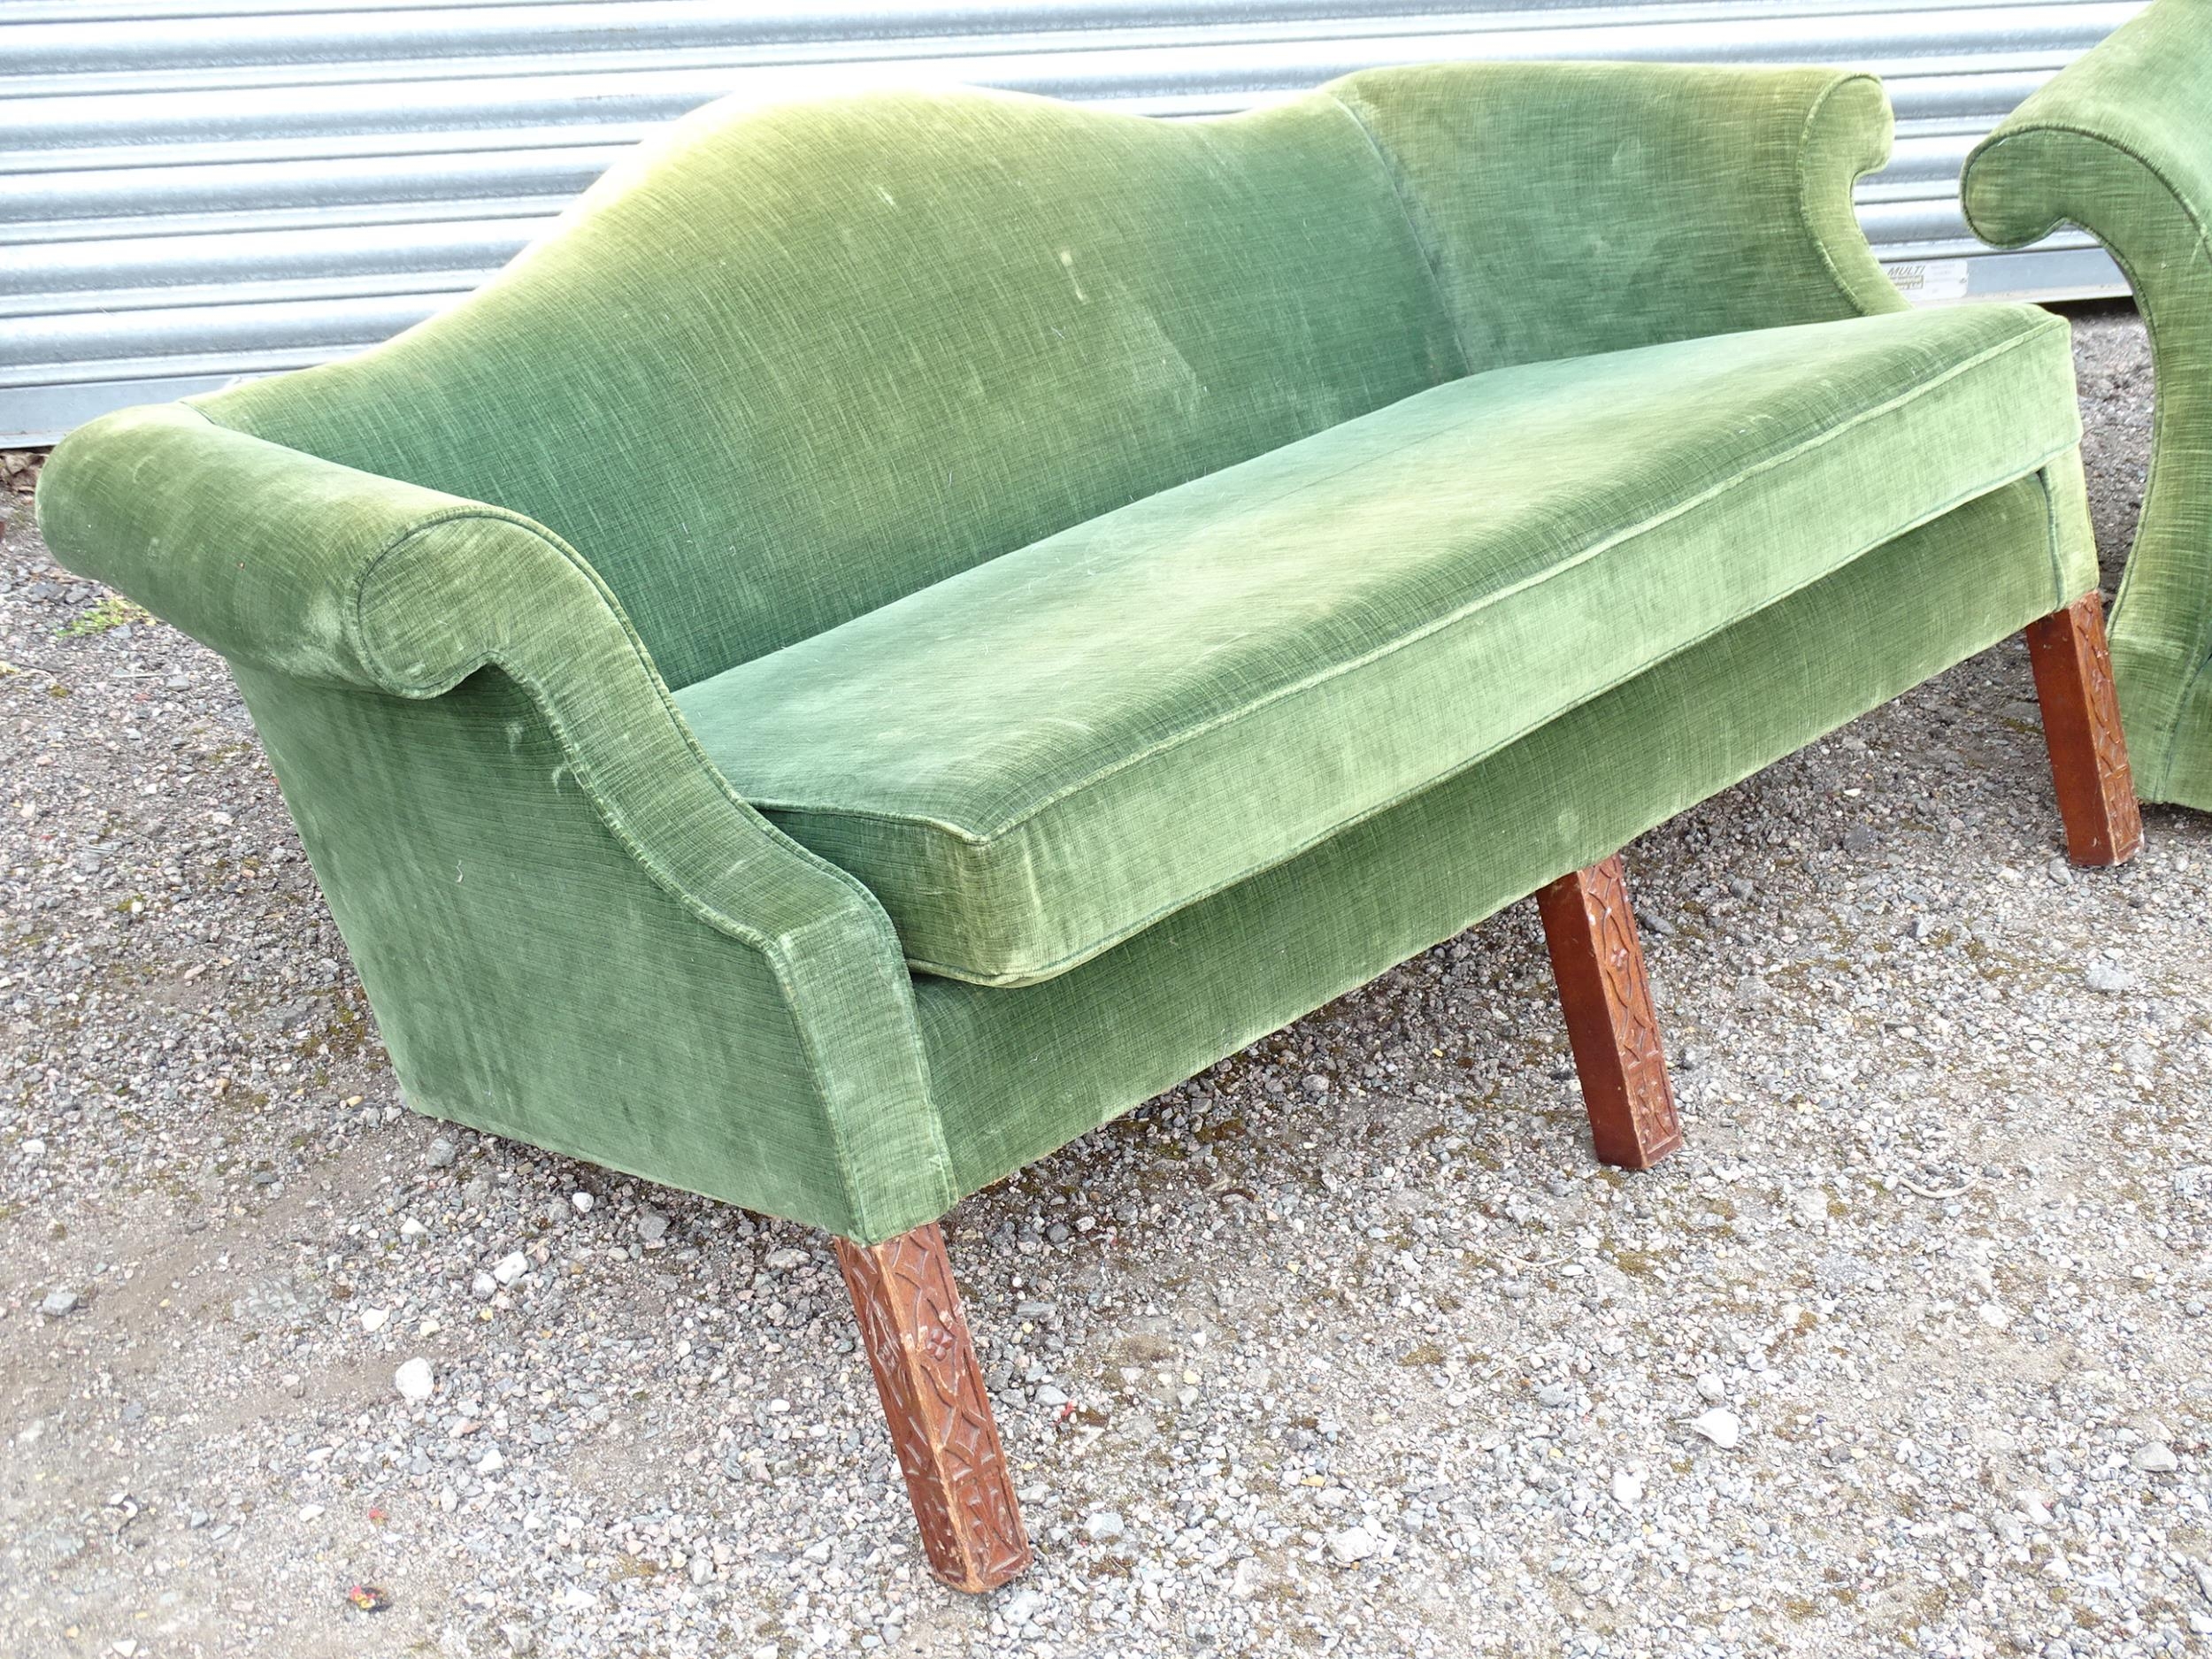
[1331,62,1899,369]
[196,88,1465,690]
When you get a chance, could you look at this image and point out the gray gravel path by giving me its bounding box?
[2,306,2208,1659]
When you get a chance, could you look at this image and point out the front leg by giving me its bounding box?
[1536,853,1686,1171]
[835,1222,1033,1592]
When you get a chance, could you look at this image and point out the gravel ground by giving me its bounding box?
[3,304,2208,1659]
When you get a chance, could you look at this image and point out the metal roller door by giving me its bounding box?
[0,2,2147,445]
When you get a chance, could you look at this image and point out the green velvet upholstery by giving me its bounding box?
[173,89,1464,694]
[1328,61,1906,366]
[1962,0,2212,812]
[38,65,2099,1245]
[921,469,2093,1195]
[681,305,2080,986]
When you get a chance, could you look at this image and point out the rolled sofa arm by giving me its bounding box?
[39,403,462,692]
[36,403,956,1240]
[1327,60,1906,369]
[1961,0,2212,810]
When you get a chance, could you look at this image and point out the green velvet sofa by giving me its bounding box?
[1962,0,2212,814]
[36,62,2143,1591]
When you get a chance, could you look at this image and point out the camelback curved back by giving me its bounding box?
[196,88,1463,689]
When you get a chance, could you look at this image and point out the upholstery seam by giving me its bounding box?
[1322,88,1474,378]
[351,515,865,934]
[942,567,2066,1084]
[739,314,2070,849]
[2170,648,2212,783]
[349,509,954,1237]
[2089,234,2187,799]
[1795,73,1892,319]
[2035,460,2068,607]
[893,442,2079,987]
[1964,122,2212,270]
[2092,233,2163,634]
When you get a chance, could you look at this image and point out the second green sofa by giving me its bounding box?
[35,62,2143,1590]
[1962,0,2212,814]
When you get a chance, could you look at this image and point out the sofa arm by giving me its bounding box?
[38,402,956,1239]
[1327,60,1905,369]
[38,402,473,692]
[1961,0,2212,809]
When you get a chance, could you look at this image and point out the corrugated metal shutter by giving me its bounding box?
[0,1,2146,445]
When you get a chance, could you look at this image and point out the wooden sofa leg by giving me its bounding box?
[1535,854,1685,1171]
[2024,591,2144,867]
[834,1222,1033,1593]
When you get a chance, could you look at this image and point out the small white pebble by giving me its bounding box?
[394,1357,434,1403]
[1325,1523,1379,1564]
[1690,1408,1741,1449]
[2085,960,2136,995]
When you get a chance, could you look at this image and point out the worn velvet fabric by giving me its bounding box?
[921,471,2092,1194]
[39,65,2097,1243]
[681,305,2079,985]
[1962,0,2212,812]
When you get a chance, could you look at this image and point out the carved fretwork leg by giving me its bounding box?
[2024,592,2144,867]
[1535,854,1685,1171]
[834,1223,1033,1593]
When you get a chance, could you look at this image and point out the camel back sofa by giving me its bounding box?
[37,64,2142,1590]
[1962,0,2212,813]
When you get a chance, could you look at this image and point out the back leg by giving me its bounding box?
[1536,853,1685,1171]
[2024,591,2143,867]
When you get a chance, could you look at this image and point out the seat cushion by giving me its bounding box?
[677,303,2079,987]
